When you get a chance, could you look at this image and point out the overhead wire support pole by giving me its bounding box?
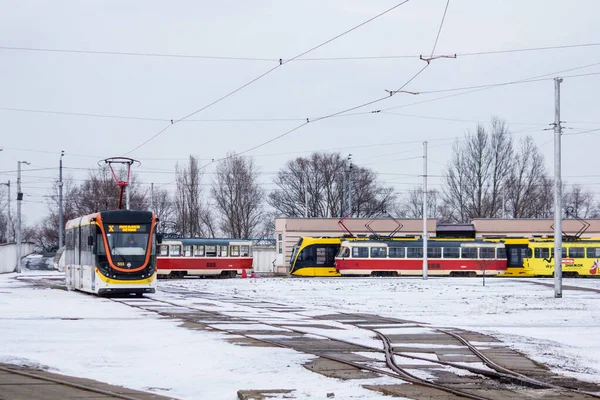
[58,150,64,249]
[554,77,563,298]
[423,141,428,280]
[16,160,30,273]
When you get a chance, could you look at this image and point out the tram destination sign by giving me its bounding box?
[106,224,148,233]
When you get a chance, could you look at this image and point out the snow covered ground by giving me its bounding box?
[1,270,599,400]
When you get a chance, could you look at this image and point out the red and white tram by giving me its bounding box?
[157,238,253,278]
[335,239,507,277]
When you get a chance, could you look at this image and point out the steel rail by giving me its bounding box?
[0,365,147,400]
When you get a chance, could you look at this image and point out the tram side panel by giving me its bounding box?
[335,240,507,277]
[157,239,254,278]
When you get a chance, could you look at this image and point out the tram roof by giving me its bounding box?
[166,238,252,246]
[341,239,503,248]
[66,210,154,228]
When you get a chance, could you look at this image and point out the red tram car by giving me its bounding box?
[335,238,507,277]
[157,238,253,278]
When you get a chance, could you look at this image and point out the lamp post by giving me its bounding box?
[16,160,30,273]
[58,150,64,249]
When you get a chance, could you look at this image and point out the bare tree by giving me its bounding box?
[150,187,176,232]
[212,153,264,238]
[564,184,598,218]
[504,137,548,218]
[396,188,441,219]
[443,141,471,223]
[30,178,79,250]
[174,155,214,237]
[268,152,393,218]
[443,118,516,222]
[73,167,147,214]
[487,118,514,217]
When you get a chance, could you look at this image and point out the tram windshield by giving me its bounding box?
[289,245,299,266]
[101,224,150,256]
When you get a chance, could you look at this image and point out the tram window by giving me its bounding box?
[352,247,369,258]
[443,247,460,258]
[230,246,240,256]
[569,248,584,258]
[170,245,182,257]
[184,245,192,257]
[315,246,336,265]
[97,234,106,255]
[427,247,442,258]
[534,248,550,258]
[205,245,217,257]
[159,244,169,256]
[316,248,326,264]
[339,247,350,258]
[497,248,506,259]
[221,246,228,257]
[461,248,477,258]
[587,247,600,258]
[193,245,204,256]
[406,247,423,258]
[388,247,405,258]
[241,245,250,257]
[370,247,387,258]
[479,247,495,259]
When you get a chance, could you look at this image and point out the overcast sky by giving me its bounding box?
[1,0,600,224]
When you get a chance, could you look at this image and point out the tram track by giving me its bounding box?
[0,365,147,400]
[109,286,600,400]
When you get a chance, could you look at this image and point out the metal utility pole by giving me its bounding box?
[16,161,30,273]
[304,176,308,218]
[554,77,563,298]
[423,141,428,280]
[348,154,353,217]
[58,150,64,249]
[126,173,131,210]
[1,181,9,243]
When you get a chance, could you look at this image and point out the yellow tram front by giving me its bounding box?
[65,210,158,296]
[289,237,342,277]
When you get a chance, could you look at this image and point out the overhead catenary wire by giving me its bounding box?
[123,0,413,156]
[2,42,599,62]
[218,0,453,165]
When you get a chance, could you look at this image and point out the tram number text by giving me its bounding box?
[428,263,441,269]
[206,262,216,268]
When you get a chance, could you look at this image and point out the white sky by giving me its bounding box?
[1,0,600,224]
[1,270,599,400]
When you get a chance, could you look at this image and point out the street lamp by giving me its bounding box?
[16,160,30,273]
[58,150,65,249]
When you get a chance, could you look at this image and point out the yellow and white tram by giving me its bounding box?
[65,210,158,296]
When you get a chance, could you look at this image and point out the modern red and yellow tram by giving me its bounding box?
[335,238,507,277]
[157,238,253,278]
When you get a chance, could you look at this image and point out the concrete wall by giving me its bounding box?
[0,243,36,273]
[252,245,277,274]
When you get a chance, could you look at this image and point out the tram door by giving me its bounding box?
[74,225,82,289]
[505,244,530,269]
